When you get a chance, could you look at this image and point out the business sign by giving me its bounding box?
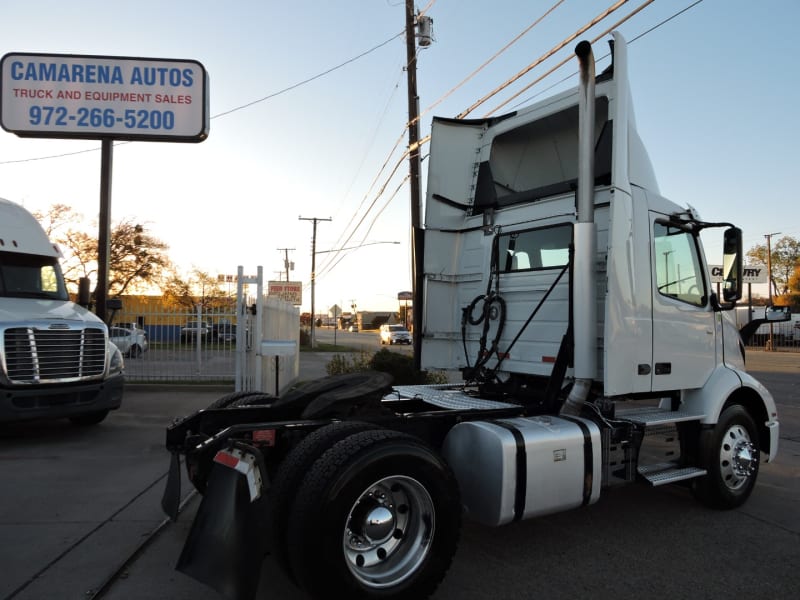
[1,52,209,142]
[268,281,303,305]
[709,264,768,284]
[397,291,413,301]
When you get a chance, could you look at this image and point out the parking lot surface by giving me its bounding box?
[1,350,798,600]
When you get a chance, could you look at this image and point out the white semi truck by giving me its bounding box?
[0,197,124,424]
[162,33,785,600]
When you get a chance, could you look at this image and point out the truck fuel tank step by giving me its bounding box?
[616,406,705,426]
[637,462,706,486]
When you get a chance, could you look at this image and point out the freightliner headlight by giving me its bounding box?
[109,342,125,375]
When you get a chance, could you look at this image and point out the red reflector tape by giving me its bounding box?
[542,356,556,363]
[213,450,239,469]
[252,429,276,445]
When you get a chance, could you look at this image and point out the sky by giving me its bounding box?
[1,0,797,313]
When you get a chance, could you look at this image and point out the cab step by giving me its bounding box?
[616,406,705,427]
[638,462,706,486]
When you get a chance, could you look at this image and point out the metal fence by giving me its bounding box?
[112,304,239,383]
[743,318,800,351]
[114,285,300,387]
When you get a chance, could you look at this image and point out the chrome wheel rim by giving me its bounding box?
[343,475,434,589]
[719,422,758,491]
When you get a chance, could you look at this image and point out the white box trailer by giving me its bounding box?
[162,33,784,600]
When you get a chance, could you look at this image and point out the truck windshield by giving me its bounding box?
[0,251,69,301]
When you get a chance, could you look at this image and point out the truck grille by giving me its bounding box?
[3,326,106,384]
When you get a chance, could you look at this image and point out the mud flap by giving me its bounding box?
[161,451,182,521]
[176,445,268,600]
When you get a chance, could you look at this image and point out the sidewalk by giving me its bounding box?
[297,351,335,380]
[745,349,800,373]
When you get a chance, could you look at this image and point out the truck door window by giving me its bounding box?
[495,224,571,273]
[653,222,707,307]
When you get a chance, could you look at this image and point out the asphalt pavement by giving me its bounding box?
[2,349,797,600]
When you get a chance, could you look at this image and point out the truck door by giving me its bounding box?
[650,216,716,392]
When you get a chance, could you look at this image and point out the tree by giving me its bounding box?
[109,218,170,295]
[32,204,171,296]
[785,265,800,308]
[160,268,233,311]
[746,235,800,297]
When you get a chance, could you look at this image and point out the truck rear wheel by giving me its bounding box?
[286,429,460,599]
[270,421,378,581]
[693,404,760,509]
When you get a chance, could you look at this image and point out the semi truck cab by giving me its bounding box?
[0,197,124,425]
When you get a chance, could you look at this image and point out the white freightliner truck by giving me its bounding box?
[162,33,785,600]
[0,197,124,424]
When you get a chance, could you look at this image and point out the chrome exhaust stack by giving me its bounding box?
[562,40,597,416]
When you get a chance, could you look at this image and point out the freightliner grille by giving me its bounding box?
[2,326,106,384]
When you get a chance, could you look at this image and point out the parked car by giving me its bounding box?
[181,320,212,343]
[216,324,237,343]
[116,321,148,341]
[379,323,412,345]
[109,326,149,358]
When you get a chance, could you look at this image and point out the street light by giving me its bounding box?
[765,232,781,351]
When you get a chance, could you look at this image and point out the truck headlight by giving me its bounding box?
[109,342,125,375]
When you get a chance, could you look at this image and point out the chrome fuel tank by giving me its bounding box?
[442,416,601,526]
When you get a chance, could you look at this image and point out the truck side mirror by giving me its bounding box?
[765,305,791,322]
[78,277,92,308]
[721,227,743,303]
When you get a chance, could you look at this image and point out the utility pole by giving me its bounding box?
[299,216,331,348]
[278,247,295,282]
[406,0,425,370]
[765,232,780,351]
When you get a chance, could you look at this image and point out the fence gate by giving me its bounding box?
[235,265,300,394]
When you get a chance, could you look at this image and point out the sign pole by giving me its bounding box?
[96,138,113,324]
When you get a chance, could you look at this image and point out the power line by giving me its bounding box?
[486,0,656,117]
[457,0,629,119]
[211,31,404,120]
[506,0,705,112]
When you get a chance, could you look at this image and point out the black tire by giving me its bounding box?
[287,429,461,599]
[69,410,109,426]
[269,421,379,581]
[128,344,142,358]
[272,372,393,420]
[693,404,760,509]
